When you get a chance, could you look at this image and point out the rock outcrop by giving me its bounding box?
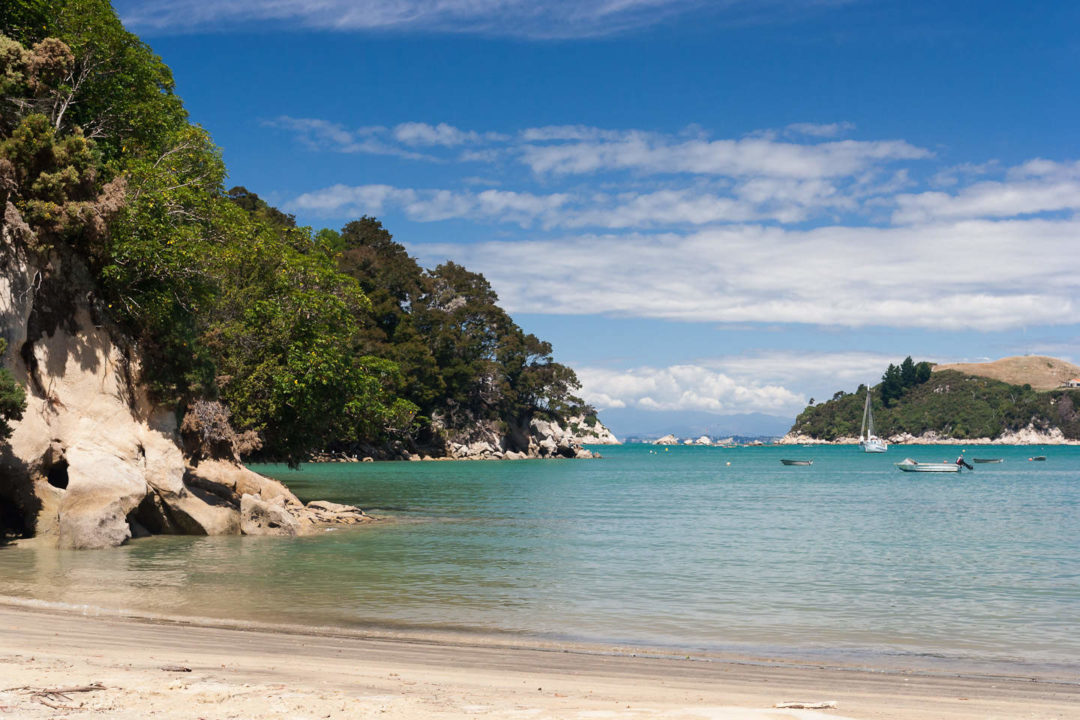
[777,424,1080,446]
[315,411,615,462]
[0,203,370,548]
[561,413,619,445]
[443,416,600,460]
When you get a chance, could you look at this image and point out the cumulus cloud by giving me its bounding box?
[117,0,847,39]
[576,365,805,415]
[413,218,1080,331]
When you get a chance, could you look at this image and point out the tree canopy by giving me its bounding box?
[0,3,587,464]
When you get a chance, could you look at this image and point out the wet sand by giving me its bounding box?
[0,603,1076,719]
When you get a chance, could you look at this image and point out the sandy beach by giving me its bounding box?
[0,602,1076,720]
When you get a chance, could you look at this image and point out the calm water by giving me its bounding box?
[1,444,1078,677]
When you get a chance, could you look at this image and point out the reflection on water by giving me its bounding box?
[1,445,1078,677]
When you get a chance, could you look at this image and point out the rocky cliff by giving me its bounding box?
[0,203,368,548]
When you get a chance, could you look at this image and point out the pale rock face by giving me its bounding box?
[654,434,679,445]
[0,204,369,548]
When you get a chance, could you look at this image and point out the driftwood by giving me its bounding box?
[15,682,107,710]
[31,683,105,696]
[160,665,192,672]
[775,700,838,709]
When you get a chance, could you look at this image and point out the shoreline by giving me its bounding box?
[0,602,1077,719]
[776,435,1080,446]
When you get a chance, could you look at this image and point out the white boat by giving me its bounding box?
[895,458,960,473]
[858,392,887,453]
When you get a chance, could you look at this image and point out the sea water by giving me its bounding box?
[1,444,1077,677]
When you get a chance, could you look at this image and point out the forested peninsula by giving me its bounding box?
[0,1,606,547]
[783,356,1080,445]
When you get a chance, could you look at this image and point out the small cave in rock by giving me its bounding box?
[46,459,69,490]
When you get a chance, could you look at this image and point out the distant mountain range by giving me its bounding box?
[595,409,794,441]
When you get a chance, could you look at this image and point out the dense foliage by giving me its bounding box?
[0,340,26,441]
[791,365,1080,441]
[0,1,585,464]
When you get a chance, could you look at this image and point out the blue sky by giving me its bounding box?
[114,0,1080,436]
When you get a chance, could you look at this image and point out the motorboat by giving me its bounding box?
[780,459,813,466]
[895,458,960,473]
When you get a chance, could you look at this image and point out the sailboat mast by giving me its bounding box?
[866,393,875,438]
[861,392,869,440]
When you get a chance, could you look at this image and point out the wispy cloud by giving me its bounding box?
[264,117,437,160]
[893,159,1080,224]
[290,181,855,227]
[280,117,1080,333]
[784,121,856,138]
[117,0,852,39]
[413,219,1080,331]
[271,118,929,181]
[518,134,930,178]
[291,184,571,225]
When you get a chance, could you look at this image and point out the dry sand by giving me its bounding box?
[0,602,1076,720]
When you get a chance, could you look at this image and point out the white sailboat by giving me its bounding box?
[859,391,887,453]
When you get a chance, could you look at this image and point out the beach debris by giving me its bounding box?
[774,700,838,709]
[160,665,193,672]
[15,682,106,710]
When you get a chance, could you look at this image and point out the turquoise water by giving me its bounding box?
[1,444,1078,676]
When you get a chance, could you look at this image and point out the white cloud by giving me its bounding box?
[392,122,506,147]
[413,218,1080,331]
[117,0,847,39]
[577,365,805,414]
[264,117,437,160]
[270,118,931,186]
[518,135,931,178]
[290,184,570,226]
[577,351,976,416]
[289,182,856,227]
[893,160,1080,223]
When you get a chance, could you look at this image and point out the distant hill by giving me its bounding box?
[933,355,1080,391]
[788,357,1080,442]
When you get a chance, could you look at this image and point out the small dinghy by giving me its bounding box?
[895,458,960,473]
[780,459,813,466]
[972,458,1003,464]
[1029,456,1047,461]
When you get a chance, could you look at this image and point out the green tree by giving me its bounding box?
[900,356,917,388]
[0,339,26,441]
[880,363,903,407]
[915,361,932,384]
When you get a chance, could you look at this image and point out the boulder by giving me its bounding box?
[301,500,369,527]
[240,494,300,536]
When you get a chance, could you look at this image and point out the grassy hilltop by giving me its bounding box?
[790,357,1080,441]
